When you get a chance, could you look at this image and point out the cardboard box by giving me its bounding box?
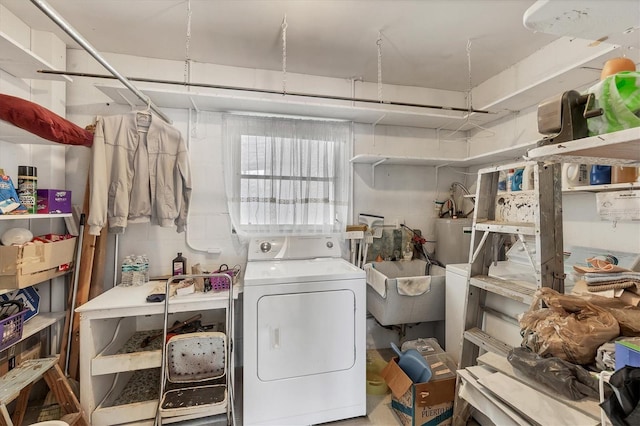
[37,189,72,214]
[382,354,456,426]
[0,237,76,289]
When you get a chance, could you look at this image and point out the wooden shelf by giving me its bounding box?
[525,127,640,165]
[0,31,71,82]
[22,311,65,342]
[0,213,72,221]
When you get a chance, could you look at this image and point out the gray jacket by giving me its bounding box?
[89,112,192,236]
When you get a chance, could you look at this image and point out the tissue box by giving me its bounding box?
[382,353,456,426]
[37,189,71,214]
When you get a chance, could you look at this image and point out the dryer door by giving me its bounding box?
[257,289,355,381]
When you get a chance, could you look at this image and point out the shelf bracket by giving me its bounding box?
[371,158,387,186]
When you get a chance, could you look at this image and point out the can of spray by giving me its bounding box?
[17,166,37,214]
[172,252,187,276]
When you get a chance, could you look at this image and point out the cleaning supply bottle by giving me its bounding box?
[498,170,507,191]
[506,169,514,192]
[522,165,535,190]
[611,166,638,184]
[511,168,524,191]
[172,252,187,276]
[403,242,413,261]
[590,165,612,185]
[563,163,589,188]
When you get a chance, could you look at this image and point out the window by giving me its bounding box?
[223,114,351,236]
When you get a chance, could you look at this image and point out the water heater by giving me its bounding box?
[434,218,472,265]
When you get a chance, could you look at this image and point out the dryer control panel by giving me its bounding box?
[248,236,342,261]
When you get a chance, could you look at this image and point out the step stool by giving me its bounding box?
[0,357,87,426]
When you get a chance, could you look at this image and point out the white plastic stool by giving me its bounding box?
[30,422,69,426]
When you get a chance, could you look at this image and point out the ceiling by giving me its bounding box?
[0,0,566,92]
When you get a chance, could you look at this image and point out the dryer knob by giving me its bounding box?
[260,241,272,253]
[326,241,334,249]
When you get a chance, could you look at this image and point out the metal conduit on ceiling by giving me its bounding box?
[30,0,173,124]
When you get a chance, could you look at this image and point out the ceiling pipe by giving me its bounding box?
[38,70,493,115]
[30,0,173,124]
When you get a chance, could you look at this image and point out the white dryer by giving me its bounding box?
[243,235,366,425]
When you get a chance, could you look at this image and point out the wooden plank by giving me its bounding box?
[43,363,86,424]
[69,178,97,381]
[10,383,33,426]
[458,369,528,426]
[58,178,90,374]
[0,404,11,426]
[89,226,108,300]
[477,352,602,420]
[0,358,57,402]
[478,372,599,426]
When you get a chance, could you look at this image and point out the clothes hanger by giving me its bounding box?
[136,97,152,115]
[135,97,152,131]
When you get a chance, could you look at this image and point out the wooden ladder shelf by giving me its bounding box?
[0,357,88,426]
[453,161,565,423]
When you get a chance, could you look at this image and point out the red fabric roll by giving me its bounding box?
[0,93,93,147]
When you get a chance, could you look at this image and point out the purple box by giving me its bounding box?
[37,189,72,214]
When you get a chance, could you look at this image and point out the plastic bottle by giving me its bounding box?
[511,169,524,191]
[142,254,150,282]
[611,166,638,184]
[497,170,507,191]
[120,255,134,286]
[172,252,187,276]
[590,165,612,185]
[506,169,514,192]
[17,166,37,214]
[132,255,145,286]
[562,163,589,188]
[403,242,413,261]
[522,165,535,190]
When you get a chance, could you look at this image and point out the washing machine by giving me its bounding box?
[243,235,366,425]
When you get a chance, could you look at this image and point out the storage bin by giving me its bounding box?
[208,270,235,291]
[0,309,26,351]
[615,339,640,370]
[0,237,76,289]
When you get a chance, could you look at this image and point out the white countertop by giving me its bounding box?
[76,280,241,319]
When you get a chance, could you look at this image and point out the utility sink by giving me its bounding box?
[364,260,445,326]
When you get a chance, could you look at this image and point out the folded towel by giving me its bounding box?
[586,281,637,292]
[396,276,431,296]
[365,263,387,298]
[582,272,640,283]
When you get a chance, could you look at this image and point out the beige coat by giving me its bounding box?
[88,112,191,236]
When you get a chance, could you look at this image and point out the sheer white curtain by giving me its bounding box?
[223,114,351,237]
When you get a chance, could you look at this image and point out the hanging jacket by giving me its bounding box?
[88,112,192,236]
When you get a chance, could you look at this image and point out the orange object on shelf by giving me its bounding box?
[600,57,636,80]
